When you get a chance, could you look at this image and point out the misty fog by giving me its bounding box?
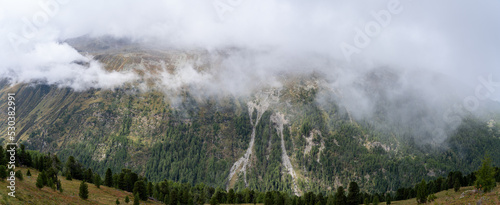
[1,0,500,144]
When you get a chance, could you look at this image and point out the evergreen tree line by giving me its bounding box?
[0,144,498,204]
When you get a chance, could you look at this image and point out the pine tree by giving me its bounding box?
[264,191,273,205]
[372,196,379,205]
[105,168,113,187]
[334,186,347,205]
[36,172,44,189]
[147,182,153,197]
[227,189,235,204]
[169,188,178,205]
[0,165,7,180]
[14,170,22,180]
[454,179,460,192]
[116,198,121,204]
[66,156,80,180]
[474,156,496,192]
[347,182,360,205]
[164,194,170,205]
[66,170,72,180]
[416,179,427,204]
[326,194,335,205]
[210,196,218,205]
[57,179,63,192]
[95,173,101,188]
[0,146,6,166]
[48,178,55,191]
[125,195,130,203]
[84,168,93,183]
[133,180,148,201]
[79,181,89,200]
[40,170,48,186]
[134,193,140,205]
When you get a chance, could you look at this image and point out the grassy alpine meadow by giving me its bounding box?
[0,167,162,205]
[385,184,500,205]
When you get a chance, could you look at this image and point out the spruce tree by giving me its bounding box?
[0,146,6,165]
[79,181,89,200]
[264,191,273,205]
[169,189,178,205]
[48,178,55,191]
[57,179,63,192]
[94,173,101,188]
[0,165,7,180]
[326,194,334,205]
[364,198,370,205]
[347,182,360,205]
[134,193,140,205]
[40,170,48,186]
[36,172,44,189]
[125,195,130,203]
[164,194,170,205]
[105,168,113,187]
[133,180,148,201]
[84,168,93,183]
[147,182,153,197]
[116,198,120,204]
[26,169,31,176]
[16,170,24,181]
[416,179,427,204]
[372,196,379,205]
[66,170,72,180]
[227,189,235,204]
[386,195,391,205]
[334,186,347,205]
[474,156,496,192]
[454,179,460,192]
[209,196,218,205]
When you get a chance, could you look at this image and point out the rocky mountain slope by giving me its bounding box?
[1,38,499,195]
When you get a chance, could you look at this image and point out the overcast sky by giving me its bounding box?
[0,0,499,96]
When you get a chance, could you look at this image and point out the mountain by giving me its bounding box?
[0,38,499,196]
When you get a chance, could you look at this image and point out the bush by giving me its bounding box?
[15,170,23,180]
[427,194,437,202]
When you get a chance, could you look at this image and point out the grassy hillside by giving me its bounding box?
[391,183,500,205]
[0,167,161,205]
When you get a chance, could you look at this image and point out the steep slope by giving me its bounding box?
[1,40,500,195]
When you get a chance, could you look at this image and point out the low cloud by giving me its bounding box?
[1,0,500,142]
